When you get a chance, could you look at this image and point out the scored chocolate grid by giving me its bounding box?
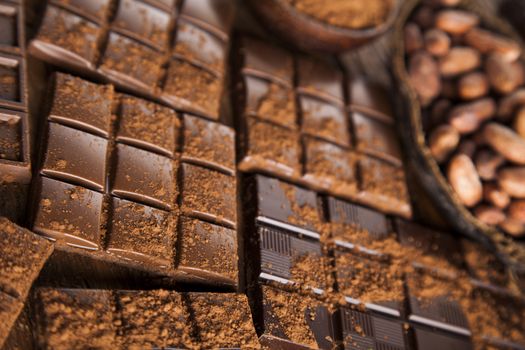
[31,73,237,283]
[237,37,411,218]
[30,0,233,120]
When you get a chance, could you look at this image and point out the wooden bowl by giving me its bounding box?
[246,0,401,53]
[392,0,525,288]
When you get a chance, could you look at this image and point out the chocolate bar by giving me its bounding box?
[257,285,337,349]
[0,0,29,223]
[30,288,258,349]
[0,218,53,348]
[235,36,411,218]
[29,72,238,288]
[28,0,234,120]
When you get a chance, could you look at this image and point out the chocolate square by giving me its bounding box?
[0,112,21,161]
[341,308,408,349]
[461,239,507,287]
[300,95,350,146]
[116,290,192,349]
[33,5,103,69]
[186,293,259,349]
[41,122,108,192]
[406,272,470,334]
[0,3,22,52]
[177,216,237,284]
[32,176,104,250]
[242,116,301,177]
[243,75,296,129]
[36,289,118,349]
[173,19,226,73]
[358,156,410,215]
[0,217,53,300]
[163,58,222,119]
[396,219,464,274]
[257,223,327,291]
[181,114,235,173]
[112,0,171,50]
[180,163,236,227]
[335,249,404,315]
[259,286,336,350]
[352,112,401,165]
[240,37,294,85]
[297,57,344,104]
[412,327,472,350]
[327,197,390,244]
[107,197,176,269]
[112,143,176,210]
[179,0,234,41]
[0,292,23,348]
[348,78,394,119]
[99,31,163,92]
[0,54,25,110]
[49,73,113,138]
[50,0,112,24]
[116,95,179,157]
[303,137,358,193]
[255,175,321,231]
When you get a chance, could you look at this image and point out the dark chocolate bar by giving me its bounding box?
[235,36,411,218]
[0,108,30,223]
[0,218,53,348]
[32,288,259,349]
[29,72,238,287]
[257,285,337,350]
[340,307,408,349]
[335,248,404,317]
[406,271,470,336]
[29,0,234,120]
[412,327,472,350]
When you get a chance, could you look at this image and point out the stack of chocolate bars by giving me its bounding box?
[0,0,523,349]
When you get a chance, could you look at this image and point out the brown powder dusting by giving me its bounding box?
[187,293,260,349]
[37,289,118,349]
[279,180,321,229]
[263,286,331,349]
[284,0,393,30]
[256,82,296,128]
[164,59,221,118]
[116,290,193,349]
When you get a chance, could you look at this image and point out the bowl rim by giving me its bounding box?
[269,0,402,39]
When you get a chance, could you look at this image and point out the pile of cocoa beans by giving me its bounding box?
[404,0,525,237]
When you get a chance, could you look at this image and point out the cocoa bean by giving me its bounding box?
[498,167,525,198]
[464,27,521,62]
[474,205,506,225]
[485,54,524,94]
[499,218,525,237]
[475,149,505,181]
[497,88,525,121]
[447,154,483,207]
[448,98,495,134]
[435,10,479,35]
[484,123,525,164]
[439,47,481,77]
[514,106,525,138]
[428,124,460,162]
[457,72,489,100]
[424,29,451,56]
[409,51,441,106]
[508,200,525,223]
[483,183,511,209]
[405,22,424,54]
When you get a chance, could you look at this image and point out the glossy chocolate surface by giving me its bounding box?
[29,72,238,287]
[236,36,411,218]
[29,0,234,120]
